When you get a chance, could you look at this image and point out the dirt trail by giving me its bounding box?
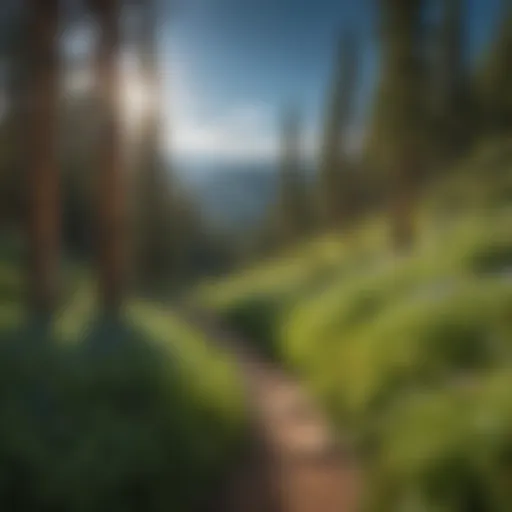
[186,310,362,512]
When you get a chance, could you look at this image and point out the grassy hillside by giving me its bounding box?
[194,146,512,510]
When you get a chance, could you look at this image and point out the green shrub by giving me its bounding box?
[280,211,512,417]
[281,253,449,373]
[368,370,512,511]
[329,279,512,426]
[221,294,281,357]
[438,212,512,275]
[189,167,512,511]
[0,308,245,512]
[195,224,384,358]
[464,236,512,274]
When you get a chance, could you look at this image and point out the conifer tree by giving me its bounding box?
[433,0,472,164]
[275,107,309,247]
[132,0,177,292]
[477,0,512,138]
[26,0,61,317]
[366,0,427,249]
[318,31,359,229]
[89,0,124,313]
[0,2,28,227]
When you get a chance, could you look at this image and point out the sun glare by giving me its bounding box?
[123,76,152,128]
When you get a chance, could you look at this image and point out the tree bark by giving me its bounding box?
[90,0,125,314]
[26,0,60,318]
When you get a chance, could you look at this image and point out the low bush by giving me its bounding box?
[285,279,511,436]
[368,369,512,511]
[0,303,245,512]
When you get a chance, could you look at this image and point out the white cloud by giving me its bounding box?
[162,59,363,165]
[163,58,276,162]
[167,98,323,164]
[170,103,279,162]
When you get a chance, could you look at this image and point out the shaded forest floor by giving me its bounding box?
[184,308,362,512]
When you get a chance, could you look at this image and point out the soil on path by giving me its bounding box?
[186,310,362,512]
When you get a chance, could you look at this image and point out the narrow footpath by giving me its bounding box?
[186,309,362,512]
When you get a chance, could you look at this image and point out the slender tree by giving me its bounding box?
[132,0,176,291]
[275,107,309,246]
[89,0,124,313]
[26,0,60,317]
[477,0,512,138]
[60,85,100,258]
[0,2,27,227]
[318,31,359,229]
[366,0,427,249]
[433,0,472,164]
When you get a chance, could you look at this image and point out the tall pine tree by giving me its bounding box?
[433,0,472,165]
[275,107,309,247]
[477,0,512,138]
[318,31,359,229]
[26,0,61,317]
[366,0,427,249]
[132,0,177,292]
[89,0,125,313]
[0,2,27,228]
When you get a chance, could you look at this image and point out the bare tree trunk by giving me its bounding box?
[90,0,124,314]
[26,0,60,318]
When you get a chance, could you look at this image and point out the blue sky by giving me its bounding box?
[155,0,502,166]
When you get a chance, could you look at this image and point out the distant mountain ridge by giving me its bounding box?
[174,160,316,233]
[175,161,278,232]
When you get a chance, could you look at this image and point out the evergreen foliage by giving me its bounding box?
[318,31,360,229]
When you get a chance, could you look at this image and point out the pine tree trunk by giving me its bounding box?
[90,0,124,314]
[26,0,60,319]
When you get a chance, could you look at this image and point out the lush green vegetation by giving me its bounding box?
[195,219,389,357]
[0,245,246,512]
[2,0,511,509]
[196,150,512,509]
